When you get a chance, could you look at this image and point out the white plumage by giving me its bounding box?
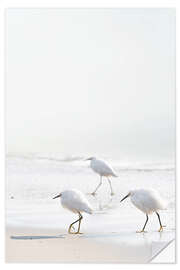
[86,157,118,195]
[120,188,167,232]
[130,189,167,214]
[53,189,93,234]
[60,189,93,214]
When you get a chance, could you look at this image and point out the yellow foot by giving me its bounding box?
[68,228,83,234]
[68,230,75,234]
[68,231,80,234]
[136,230,147,233]
[111,192,115,196]
[158,225,166,232]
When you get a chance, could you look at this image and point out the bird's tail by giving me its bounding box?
[86,206,93,215]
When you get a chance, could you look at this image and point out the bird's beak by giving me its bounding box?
[85,158,91,161]
[120,193,130,202]
[53,194,61,199]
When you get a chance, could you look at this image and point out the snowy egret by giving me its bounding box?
[53,189,93,234]
[86,157,118,196]
[120,188,167,233]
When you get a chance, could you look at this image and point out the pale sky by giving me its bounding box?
[6,9,175,160]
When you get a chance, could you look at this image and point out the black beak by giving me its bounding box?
[120,193,130,202]
[53,194,61,199]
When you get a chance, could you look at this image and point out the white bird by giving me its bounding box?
[53,189,93,234]
[120,188,167,233]
[86,157,118,196]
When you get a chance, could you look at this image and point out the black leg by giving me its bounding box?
[76,213,83,234]
[68,214,82,234]
[142,214,149,231]
[156,212,162,226]
[136,214,148,233]
[156,212,165,232]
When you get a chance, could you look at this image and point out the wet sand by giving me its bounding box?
[6,226,152,263]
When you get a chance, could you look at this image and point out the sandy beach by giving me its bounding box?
[5,226,152,263]
[5,227,140,263]
[6,224,175,263]
[7,227,126,263]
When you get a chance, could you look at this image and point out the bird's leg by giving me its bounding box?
[68,214,82,234]
[75,213,83,234]
[136,214,149,233]
[107,177,114,196]
[91,176,102,196]
[156,212,166,232]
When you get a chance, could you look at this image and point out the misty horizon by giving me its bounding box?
[6,9,175,161]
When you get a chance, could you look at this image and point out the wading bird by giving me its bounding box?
[120,188,167,233]
[86,157,118,196]
[53,189,93,234]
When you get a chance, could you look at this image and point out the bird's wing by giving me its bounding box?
[67,192,93,214]
[135,190,167,213]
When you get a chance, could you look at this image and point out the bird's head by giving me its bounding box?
[85,156,96,161]
[120,192,131,202]
[53,193,62,199]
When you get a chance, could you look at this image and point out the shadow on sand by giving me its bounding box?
[11,235,65,240]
